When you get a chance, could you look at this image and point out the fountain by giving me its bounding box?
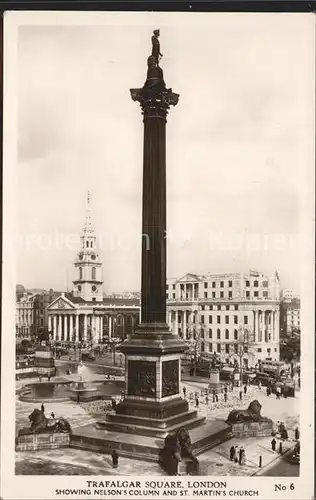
[69,362,98,402]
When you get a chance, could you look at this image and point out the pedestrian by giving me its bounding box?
[39,375,42,383]
[195,396,199,409]
[205,395,209,406]
[239,446,244,465]
[276,387,281,399]
[111,399,117,411]
[258,381,262,391]
[234,446,238,463]
[183,386,186,398]
[271,438,276,451]
[230,445,235,461]
[224,392,227,403]
[239,390,243,400]
[111,449,119,468]
[224,385,228,394]
[41,403,45,413]
[243,384,247,395]
[295,427,300,440]
[212,390,216,403]
[48,375,51,382]
[215,394,219,403]
[240,447,246,465]
[51,412,55,419]
[266,385,269,396]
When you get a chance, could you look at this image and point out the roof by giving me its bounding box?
[102,297,140,306]
[64,293,86,304]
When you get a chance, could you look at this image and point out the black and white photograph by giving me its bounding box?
[1,10,314,500]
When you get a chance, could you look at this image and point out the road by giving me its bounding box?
[257,449,299,477]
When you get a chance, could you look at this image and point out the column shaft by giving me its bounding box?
[64,315,68,341]
[75,315,79,343]
[183,310,187,340]
[83,315,88,342]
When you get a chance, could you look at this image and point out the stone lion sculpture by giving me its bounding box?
[227,399,271,424]
[159,427,198,475]
[18,409,72,436]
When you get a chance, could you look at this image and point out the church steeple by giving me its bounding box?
[73,191,103,302]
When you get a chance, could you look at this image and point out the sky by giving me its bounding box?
[14,13,314,293]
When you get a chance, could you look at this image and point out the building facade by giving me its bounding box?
[16,293,35,337]
[47,194,139,345]
[280,297,300,338]
[166,270,281,365]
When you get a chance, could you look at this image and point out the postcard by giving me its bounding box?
[1,10,314,500]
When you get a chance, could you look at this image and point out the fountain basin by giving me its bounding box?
[19,380,124,403]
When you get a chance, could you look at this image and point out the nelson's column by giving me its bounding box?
[98,32,230,459]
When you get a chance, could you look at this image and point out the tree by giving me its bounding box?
[187,320,207,376]
[231,327,256,383]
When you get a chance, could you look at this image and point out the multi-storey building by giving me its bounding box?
[281,289,300,301]
[16,293,36,337]
[280,297,300,338]
[47,193,139,345]
[166,270,281,366]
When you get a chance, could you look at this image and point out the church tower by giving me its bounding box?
[73,192,103,302]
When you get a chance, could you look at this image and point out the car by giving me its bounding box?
[254,372,276,386]
[81,352,96,362]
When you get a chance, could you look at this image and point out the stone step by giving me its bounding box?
[97,414,206,438]
[104,409,200,429]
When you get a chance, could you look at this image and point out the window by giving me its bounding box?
[234,344,238,354]
[201,330,205,339]
[234,329,238,340]
[263,281,268,287]
[92,297,96,302]
[220,291,224,298]
[209,343,213,352]
[225,315,229,324]
[234,305,238,310]
[201,342,205,352]
[212,282,216,288]
[244,315,248,325]
[204,292,208,298]
[254,291,259,297]
[229,291,232,298]
[226,305,229,310]
[204,282,208,288]
[209,329,212,338]
[225,329,229,339]
[201,315,205,324]
[79,267,83,280]
[209,305,213,311]
[92,285,97,292]
[172,293,175,299]
[225,344,230,354]
[274,348,277,352]
[263,291,268,298]
[201,305,205,311]
[244,346,248,354]
[257,348,262,353]
[234,315,238,324]
[217,344,221,353]
[92,267,96,280]
[86,241,89,248]
[209,316,212,324]
[173,284,176,290]
[217,329,221,339]
[220,281,224,287]
[217,315,221,324]
[228,281,232,287]
[212,292,216,298]
[246,280,250,287]
[246,291,250,298]
[166,284,169,289]
[254,280,259,287]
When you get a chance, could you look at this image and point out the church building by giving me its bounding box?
[46,193,140,346]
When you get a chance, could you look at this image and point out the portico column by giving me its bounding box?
[83,314,88,342]
[253,311,256,342]
[175,310,179,337]
[183,310,187,340]
[58,314,62,340]
[109,316,112,341]
[53,315,57,340]
[100,316,103,342]
[70,315,73,342]
[48,315,52,335]
[75,315,79,343]
[64,315,68,341]
[258,311,262,342]
[272,311,276,341]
